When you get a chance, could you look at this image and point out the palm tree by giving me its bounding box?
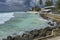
[31,6,41,11]
[45,0,53,6]
[39,0,43,5]
[56,0,60,10]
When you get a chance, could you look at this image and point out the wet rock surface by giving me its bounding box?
[2,27,53,40]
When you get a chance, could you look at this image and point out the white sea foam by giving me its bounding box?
[0,12,14,24]
[38,18,47,21]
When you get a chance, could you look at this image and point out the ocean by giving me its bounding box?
[0,12,48,40]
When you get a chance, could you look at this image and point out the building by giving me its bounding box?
[41,6,55,14]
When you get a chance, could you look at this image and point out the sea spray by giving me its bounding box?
[0,12,14,24]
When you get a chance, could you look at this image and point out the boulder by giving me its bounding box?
[2,39,7,40]
[22,33,33,40]
[7,36,13,40]
[13,35,23,40]
[29,29,40,38]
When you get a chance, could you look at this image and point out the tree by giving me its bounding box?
[45,0,53,6]
[35,6,41,11]
[32,6,41,11]
[56,0,60,10]
[39,0,43,5]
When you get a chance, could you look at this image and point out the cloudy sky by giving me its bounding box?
[0,0,57,11]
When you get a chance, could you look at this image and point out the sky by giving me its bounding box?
[0,0,39,11]
[0,0,57,12]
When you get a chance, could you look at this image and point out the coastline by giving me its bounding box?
[2,26,54,40]
[2,13,60,40]
[2,13,55,40]
[0,12,48,40]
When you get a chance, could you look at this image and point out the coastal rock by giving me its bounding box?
[2,39,7,40]
[12,35,23,40]
[7,36,13,40]
[39,29,46,37]
[44,27,52,31]
[38,27,52,37]
[2,27,53,40]
[29,29,39,38]
[38,29,43,37]
[22,33,33,40]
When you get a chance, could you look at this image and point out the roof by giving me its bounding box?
[41,9,51,12]
[27,11,39,13]
[44,6,55,8]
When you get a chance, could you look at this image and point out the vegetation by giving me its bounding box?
[56,0,60,12]
[34,6,41,11]
[30,6,41,12]
[39,0,43,5]
[29,0,43,12]
[45,0,53,6]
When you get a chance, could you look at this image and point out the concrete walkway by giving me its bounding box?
[48,36,60,40]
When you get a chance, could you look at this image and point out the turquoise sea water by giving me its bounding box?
[0,12,48,39]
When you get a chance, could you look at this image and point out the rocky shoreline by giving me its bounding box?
[2,26,56,40]
[2,13,59,40]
